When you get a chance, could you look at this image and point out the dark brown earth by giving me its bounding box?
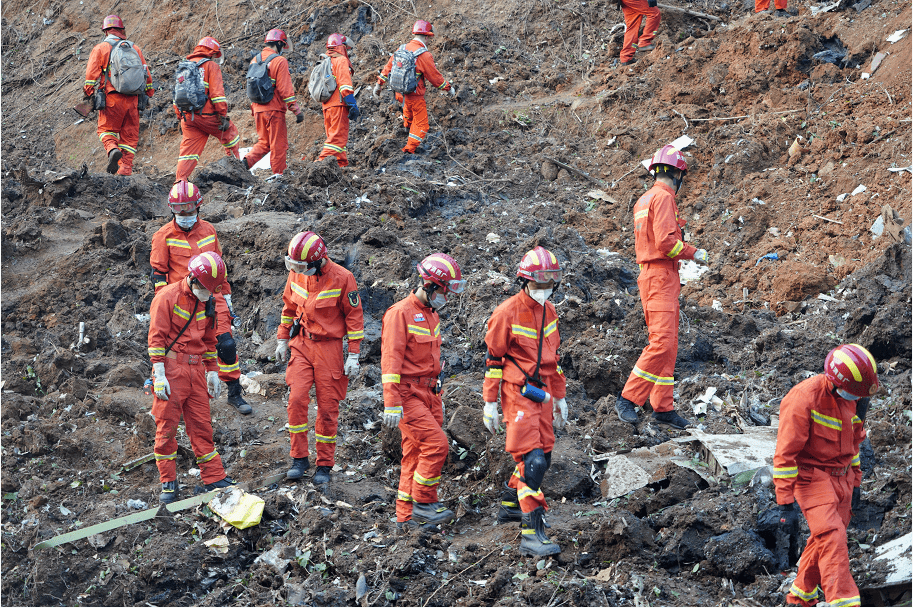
[1,0,911,605]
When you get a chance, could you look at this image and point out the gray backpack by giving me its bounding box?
[105,36,146,95]
[388,45,426,94]
[173,58,211,115]
[308,54,337,103]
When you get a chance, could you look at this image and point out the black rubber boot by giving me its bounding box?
[615,395,639,424]
[519,507,561,557]
[412,502,455,525]
[226,380,252,415]
[313,466,331,485]
[287,458,310,480]
[159,480,178,504]
[652,409,692,430]
[497,482,522,524]
[204,476,237,491]
[106,148,123,174]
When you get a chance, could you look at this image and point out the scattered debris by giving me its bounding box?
[587,189,619,204]
[486,232,501,243]
[204,536,230,555]
[254,542,292,572]
[886,29,908,43]
[756,252,779,266]
[208,487,265,530]
[675,428,777,476]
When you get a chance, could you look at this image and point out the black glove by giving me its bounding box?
[851,487,861,513]
[647,0,657,6]
[348,104,361,121]
[778,502,799,532]
[219,116,231,131]
[295,112,304,124]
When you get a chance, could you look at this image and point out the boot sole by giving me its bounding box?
[106,149,122,174]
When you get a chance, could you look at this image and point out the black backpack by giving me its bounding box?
[246,53,280,104]
[173,58,211,116]
[388,45,427,94]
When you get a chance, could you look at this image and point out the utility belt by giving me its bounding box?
[303,331,337,342]
[638,259,679,271]
[165,351,203,365]
[801,463,851,477]
[401,375,442,394]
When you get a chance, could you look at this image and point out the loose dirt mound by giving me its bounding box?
[2,0,910,605]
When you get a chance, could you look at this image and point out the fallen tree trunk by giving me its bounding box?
[657,3,722,21]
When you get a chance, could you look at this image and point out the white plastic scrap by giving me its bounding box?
[886,29,908,43]
[851,185,867,196]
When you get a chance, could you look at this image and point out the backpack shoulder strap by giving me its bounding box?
[195,58,211,67]
[412,47,427,58]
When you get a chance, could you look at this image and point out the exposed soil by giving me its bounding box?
[1,0,911,605]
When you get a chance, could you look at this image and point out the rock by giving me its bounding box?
[100,220,128,249]
[106,364,145,388]
[541,160,559,181]
[446,405,487,451]
[704,529,775,581]
[543,443,595,499]
[361,226,398,247]
[307,158,342,187]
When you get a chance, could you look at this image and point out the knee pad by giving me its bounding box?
[523,449,548,492]
[216,332,237,365]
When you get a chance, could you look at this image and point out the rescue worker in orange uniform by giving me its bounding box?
[83,15,154,175]
[482,246,568,557]
[372,20,456,154]
[615,145,709,429]
[174,37,241,181]
[150,181,251,415]
[242,29,304,177]
[381,254,466,527]
[774,343,878,608]
[275,232,364,485]
[316,34,360,167]
[148,252,236,503]
[618,0,661,66]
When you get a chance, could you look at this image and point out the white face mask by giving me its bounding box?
[175,214,198,230]
[836,388,861,401]
[428,291,448,310]
[528,288,553,306]
[192,286,212,302]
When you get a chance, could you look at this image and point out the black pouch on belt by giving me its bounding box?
[94,89,107,110]
[289,317,302,339]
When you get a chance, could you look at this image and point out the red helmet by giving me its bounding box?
[188,252,227,293]
[326,33,353,49]
[102,15,125,32]
[648,144,688,175]
[168,180,204,213]
[417,253,465,293]
[412,20,434,37]
[517,246,563,284]
[824,344,880,398]
[285,231,327,273]
[265,29,292,51]
[197,36,222,58]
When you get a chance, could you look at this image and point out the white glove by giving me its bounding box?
[152,362,170,400]
[483,402,501,435]
[694,249,709,265]
[382,405,403,429]
[448,85,457,98]
[553,397,568,431]
[372,83,381,99]
[207,370,221,399]
[344,352,360,376]
[275,339,289,362]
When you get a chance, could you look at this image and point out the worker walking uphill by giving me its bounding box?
[373,20,456,154]
[148,252,236,503]
[482,246,568,557]
[615,145,709,429]
[173,37,241,180]
[381,254,466,528]
[243,29,304,177]
[316,34,359,167]
[150,181,251,415]
[618,0,661,66]
[83,15,154,175]
[275,232,364,485]
[774,343,878,607]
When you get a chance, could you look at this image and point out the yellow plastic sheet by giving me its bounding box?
[207,487,264,529]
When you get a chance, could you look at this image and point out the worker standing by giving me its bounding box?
[372,20,456,154]
[243,29,304,177]
[316,34,359,167]
[756,0,790,16]
[774,343,878,608]
[83,15,154,175]
[618,0,661,66]
[615,145,709,429]
[148,252,236,503]
[173,37,241,180]
[275,232,364,485]
[482,246,568,557]
[381,254,465,528]
[150,181,251,415]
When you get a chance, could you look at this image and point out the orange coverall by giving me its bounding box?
[278,260,364,467]
[147,280,226,485]
[244,48,301,175]
[620,0,661,63]
[774,375,864,607]
[174,47,241,180]
[381,292,447,522]
[316,48,355,167]
[378,40,452,153]
[620,181,697,414]
[756,0,787,12]
[83,33,154,175]
[149,218,239,384]
[484,291,567,513]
